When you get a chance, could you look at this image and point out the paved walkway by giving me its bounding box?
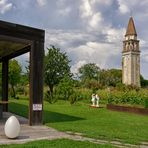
[0,112,148,148]
[0,112,69,145]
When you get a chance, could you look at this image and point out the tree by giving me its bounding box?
[20,73,28,86]
[78,63,100,82]
[9,59,22,98]
[140,75,148,87]
[44,45,71,95]
[56,75,74,100]
[99,69,122,87]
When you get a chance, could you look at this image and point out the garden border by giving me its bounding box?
[107,104,148,115]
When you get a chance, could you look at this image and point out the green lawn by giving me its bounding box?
[9,99,148,144]
[0,139,116,148]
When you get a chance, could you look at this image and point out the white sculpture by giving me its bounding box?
[95,94,99,107]
[91,94,100,107]
[4,116,20,139]
[91,94,96,106]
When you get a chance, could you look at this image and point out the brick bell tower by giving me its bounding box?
[122,17,140,87]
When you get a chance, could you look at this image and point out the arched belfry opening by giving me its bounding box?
[0,20,45,125]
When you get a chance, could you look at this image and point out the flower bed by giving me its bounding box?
[107,104,148,115]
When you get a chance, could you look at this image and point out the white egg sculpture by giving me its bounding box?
[4,116,20,139]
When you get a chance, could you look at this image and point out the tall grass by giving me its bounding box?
[72,88,148,107]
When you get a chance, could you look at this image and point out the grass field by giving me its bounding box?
[0,139,116,148]
[8,99,148,144]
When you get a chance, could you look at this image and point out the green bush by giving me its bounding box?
[83,79,103,90]
[55,76,74,101]
[107,89,147,107]
[144,98,148,108]
[108,95,114,104]
[44,90,57,104]
[16,86,25,95]
[69,93,77,104]
[115,83,127,91]
[74,88,92,102]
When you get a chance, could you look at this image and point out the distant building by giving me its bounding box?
[122,17,140,87]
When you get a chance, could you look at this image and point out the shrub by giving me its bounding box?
[108,95,114,104]
[126,85,140,91]
[84,79,100,90]
[55,76,74,101]
[69,93,77,105]
[44,90,57,104]
[115,83,127,91]
[107,89,147,107]
[144,98,148,108]
[16,86,25,95]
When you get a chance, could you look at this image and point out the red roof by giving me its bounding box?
[125,17,137,36]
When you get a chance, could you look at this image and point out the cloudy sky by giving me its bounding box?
[0,0,148,78]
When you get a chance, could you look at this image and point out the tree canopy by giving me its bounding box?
[44,45,71,94]
[9,59,22,98]
[78,63,100,81]
[99,69,122,87]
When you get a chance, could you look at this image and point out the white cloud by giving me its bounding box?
[1,0,147,78]
[56,0,72,16]
[117,0,130,14]
[56,0,67,7]
[106,28,125,43]
[71,60,87,74]
[140,39,147,48]
[89,12,103,29]
[58,7,71,16]
[45,27,122,76]
[36,0,47,6]
[80,0,93,18]
[0,0,13,14]
[69,41,121,70]
[45,29,92,49]
[142,54,148,62]
[90,0,112,5]
[79,0,109,31]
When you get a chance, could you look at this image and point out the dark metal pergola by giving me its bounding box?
[0,20,44,125]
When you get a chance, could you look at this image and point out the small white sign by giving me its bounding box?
[33,104,42,111]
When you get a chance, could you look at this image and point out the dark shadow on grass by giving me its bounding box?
[8,102,85,124]
[43,110,85,124]
[89,106,104,109]
[8,102,28,118]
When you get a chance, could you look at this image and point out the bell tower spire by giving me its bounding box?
[125,17,137,36]
[122,17,140,87]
